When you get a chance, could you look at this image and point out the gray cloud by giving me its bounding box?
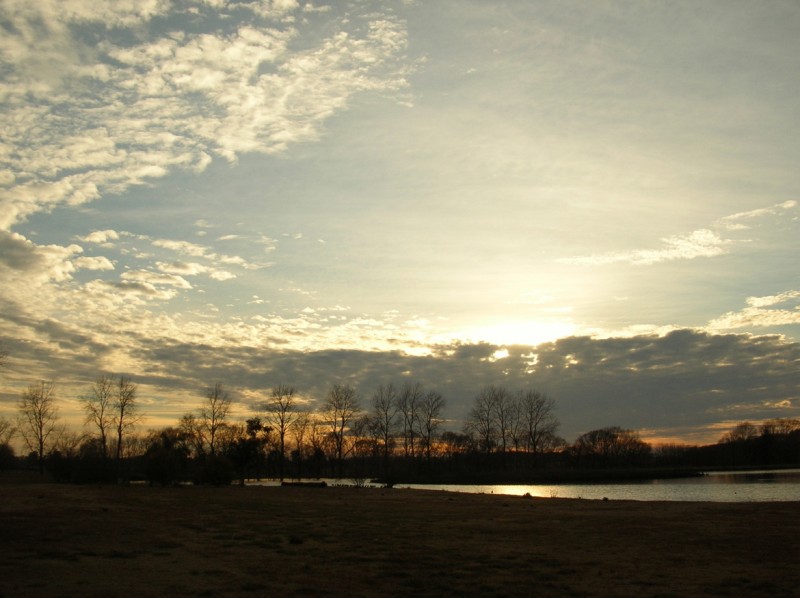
[3,326,783,443]
[0,231,82,282]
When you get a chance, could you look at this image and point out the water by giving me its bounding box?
[395,469,800,502]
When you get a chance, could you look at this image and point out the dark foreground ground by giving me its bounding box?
[1,475,797,597]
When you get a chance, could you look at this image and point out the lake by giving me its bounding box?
[395,469,800,502]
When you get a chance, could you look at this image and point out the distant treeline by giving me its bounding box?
[1,376,798,485]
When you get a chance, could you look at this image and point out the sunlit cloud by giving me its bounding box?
[560,229,731,266]
[73,256,115,271]
[81,230,120,245]
[715,200,797,231]
[447,319,578,348]
[0,0,410,230]
[560,200,797,267]
[707,291,800,331]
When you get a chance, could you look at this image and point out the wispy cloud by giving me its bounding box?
[559,229,730,266]
[708,291,800,331]
[716,200,797,231]
[560,200,797,267]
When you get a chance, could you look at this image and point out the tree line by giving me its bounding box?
[2,372,798,485]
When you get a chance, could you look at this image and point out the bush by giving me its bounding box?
[0,443,15,471]
[193,454,234,486]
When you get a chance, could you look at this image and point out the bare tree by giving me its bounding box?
[417,390,445,462]
[53,430,87,459]
[397,382,423,458]
[290,410,312,479]
[761,417,800,436]
[519,389,559,458]
[17,381,60,474]
[572,426,651,467]
[719,421,759,444]
[464,386,497,453]
[84,375,115,458]
[201,383,231,456]
[180,413,207,458]
[113,376,140,468]
[491,386,514,453]
[370,383,398,472]
[0,416,16,446]
[0,415,17,470]
[263,384,297,481]
[307,416,328,477]
[322,384,361,478]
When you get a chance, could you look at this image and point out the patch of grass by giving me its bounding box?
[105,549,139,559]
[0,482,797,597]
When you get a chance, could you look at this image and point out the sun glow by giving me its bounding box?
[453,319,577,348]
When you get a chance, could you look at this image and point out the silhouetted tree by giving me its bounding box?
[572,426,651,468]
[17,381,60,474]
[306,417,328,477]
[179,413,207,458]
[397,382,423,458]
[418,390,445,462]
[224,423,260,486]
[201,382,231,456]
[323,384,361,477]
[289,411,311,479]
[491,386,514,453]
[440,431,472,458]
[465,386,498,453]
[83,375,115,458]
[369,383,398,474]
[0,416,15,446]
[719,422,758,444]
[0,416,15,471]
[519,389,560,459]
[0,442,14,471]
[112,376,140,474]
[145,427,190,486]
[263,384,297,481]
[760,417,800,436]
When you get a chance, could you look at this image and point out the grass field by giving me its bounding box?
[1,474,797,596]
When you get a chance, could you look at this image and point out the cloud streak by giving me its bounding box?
[559,229,730,266]
[560,200,797,267]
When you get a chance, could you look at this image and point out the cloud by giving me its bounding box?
[122,330,797,441]
[152,239,210,258]
[0,231,82,282]
[73,256,115,271]
[708,291,800,331]
[560,229,730,266]
[0,1,411,230]
[209,270,236,281]
[3,279,798,443]
[121,270,193,289]
[85,279,177,302]
[560,200,797,267]
[156,261,210,276]
[746,291,800,308]
[716,200,797,231]
[81,230,120,245]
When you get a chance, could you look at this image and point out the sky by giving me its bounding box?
[1,0,799,445]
